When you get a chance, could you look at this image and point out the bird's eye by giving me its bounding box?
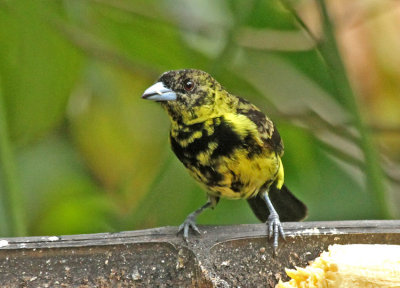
[183,79,195,92]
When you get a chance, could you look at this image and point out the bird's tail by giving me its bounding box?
[247,184,307,222]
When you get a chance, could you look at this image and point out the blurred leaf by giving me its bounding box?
[0,1,82,145]
[237,27,315,51]
[86,1,211,71]
[164,0,233,57]
[239,0,298,29]
[68,63,169,215]
[236,51,348,126]
[0,76,26,236]
[33,187,113,236]
[281,123,374,220]
[18,133,113,235]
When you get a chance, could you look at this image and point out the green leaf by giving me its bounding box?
[0,1,82,145]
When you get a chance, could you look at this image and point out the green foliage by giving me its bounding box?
[0,0,397,236]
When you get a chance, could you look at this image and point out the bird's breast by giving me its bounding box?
[169,116,281,199]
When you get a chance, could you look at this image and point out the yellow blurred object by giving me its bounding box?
[276,244,400,288]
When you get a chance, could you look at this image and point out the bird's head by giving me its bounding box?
[142,69,225,124]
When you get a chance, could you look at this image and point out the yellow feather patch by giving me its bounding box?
[275,156,284,189]
[196,142,218,165]
[205,148,281,199]
[223,113,264,146]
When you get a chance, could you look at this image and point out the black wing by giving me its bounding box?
[236,97,284,156]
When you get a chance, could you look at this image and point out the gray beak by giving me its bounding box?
[142,82,177,101]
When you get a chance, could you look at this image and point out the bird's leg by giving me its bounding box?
[262,190,285,254]
[178,196,218,241]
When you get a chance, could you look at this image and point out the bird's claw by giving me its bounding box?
[177,215,200,241]
[267,212,285,254]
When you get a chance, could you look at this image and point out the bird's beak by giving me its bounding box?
[142,82,177,101]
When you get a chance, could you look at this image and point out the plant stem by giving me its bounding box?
[0,80,26,236]
[316,0,389,218]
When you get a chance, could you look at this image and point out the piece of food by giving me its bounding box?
[276,244,400,288]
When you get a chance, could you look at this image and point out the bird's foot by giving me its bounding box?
[177,214,201,241]
[267,212,285,254]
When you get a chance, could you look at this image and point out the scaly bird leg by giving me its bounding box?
[262,191,285,254]
[178,196,218,241]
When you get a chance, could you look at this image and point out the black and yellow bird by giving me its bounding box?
[142,69,307,252]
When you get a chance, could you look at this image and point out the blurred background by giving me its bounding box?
[0,0,399,237]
